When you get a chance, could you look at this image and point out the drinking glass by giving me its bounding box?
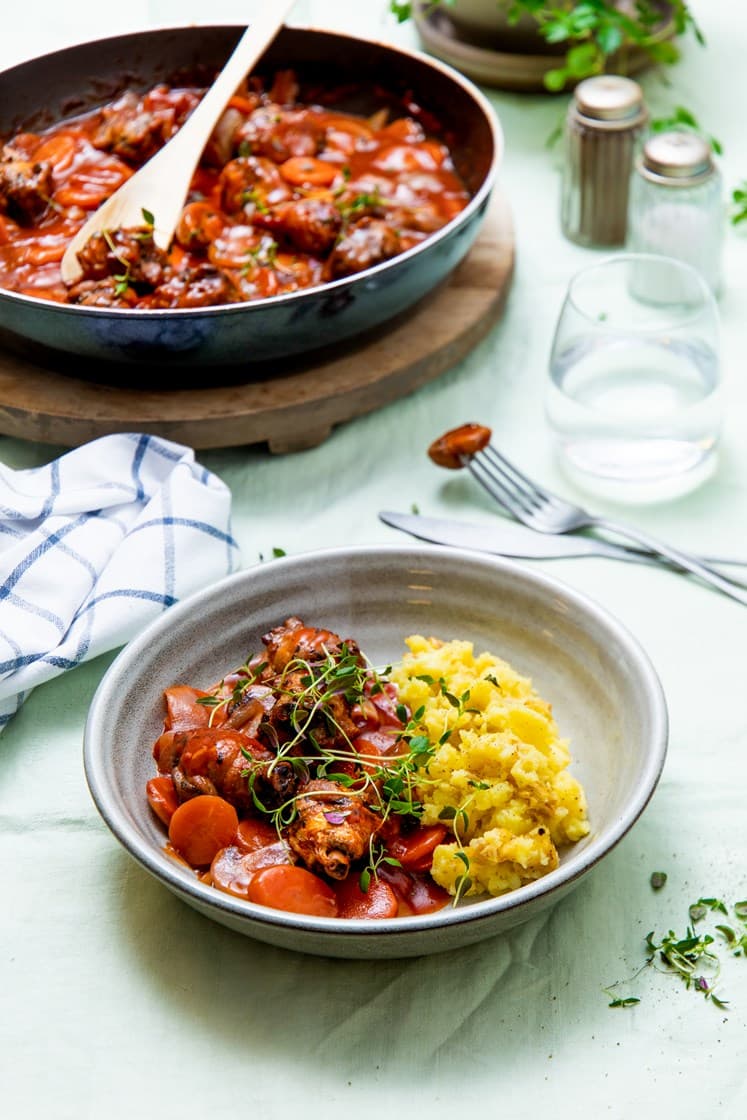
[545,253,722,503]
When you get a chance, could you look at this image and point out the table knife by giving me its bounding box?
[379,511,746,567]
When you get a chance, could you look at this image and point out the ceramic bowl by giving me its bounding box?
[84,546,668,959]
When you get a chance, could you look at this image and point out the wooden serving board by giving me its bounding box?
[0,191,514,454]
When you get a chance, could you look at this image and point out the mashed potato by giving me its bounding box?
[390,635,590,899]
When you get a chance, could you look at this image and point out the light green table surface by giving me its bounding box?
[2,3,746,1117]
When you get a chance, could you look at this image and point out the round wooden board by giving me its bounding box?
[0,191,514,454]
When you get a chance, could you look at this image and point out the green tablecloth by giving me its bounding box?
[2,3,746,1116]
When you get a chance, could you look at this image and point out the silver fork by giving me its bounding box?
[467,445,747,606]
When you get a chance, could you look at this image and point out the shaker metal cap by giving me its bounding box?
[640,130,714,184]
[574,75,644,122]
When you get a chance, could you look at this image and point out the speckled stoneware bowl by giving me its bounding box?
[84,546,668,959]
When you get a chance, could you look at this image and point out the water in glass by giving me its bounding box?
[546,254,721,502]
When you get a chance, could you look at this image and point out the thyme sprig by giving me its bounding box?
[605,887,747,1011]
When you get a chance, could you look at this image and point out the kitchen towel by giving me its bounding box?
[0,432,240,730]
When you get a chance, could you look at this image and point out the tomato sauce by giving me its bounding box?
[146,616,453,920]
[0,73,470,309]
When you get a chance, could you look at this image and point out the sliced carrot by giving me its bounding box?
[323,115,374,140]
[377,117,425,144]
[32,133,77,172]
[387,824,447,871]
[279,156,338,188]
[168,795,239,867]
[211,841,293,899]
[228,95,259,115]
[335,875,398,919]
[146,776,179,826]
[235,817,280,852]
[247,865,338,917]
[164,685,213,731]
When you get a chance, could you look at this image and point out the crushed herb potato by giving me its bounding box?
[391,635,590,899]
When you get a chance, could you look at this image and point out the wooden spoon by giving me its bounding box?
[60,2,295,285]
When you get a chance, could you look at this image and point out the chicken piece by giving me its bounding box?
[264,666,361,755]
[146,265,235,309]
[236,106,325,164]
[254,198,342,256]
[74,227,167,289]
[427,423,492,469]
[0,156,53,223]
[327,218,401,278]
[65,277,138,308]
[287,779,383,880]
[388,202,448,235]
[218,155,291,214]
[160,726,299,813]
[261,616,361,673]
[92,91,177,164]
[174,201,225,250]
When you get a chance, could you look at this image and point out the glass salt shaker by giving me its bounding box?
[628,131,723,296]
[561,75,647,248]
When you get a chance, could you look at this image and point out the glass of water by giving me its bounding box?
[545,252,722,502]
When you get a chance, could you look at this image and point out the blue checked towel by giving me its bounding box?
[0,433,240,731]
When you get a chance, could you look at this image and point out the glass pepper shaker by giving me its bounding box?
[628,131,724,295]
[561,75,648,248]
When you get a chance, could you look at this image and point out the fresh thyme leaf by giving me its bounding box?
[690,897,728,922]
[453,872,472,904]
[734,900,747,921]
[141,207,155,226]
[326,771,356,787]
[650,871,667,891]
[241,186,270,214]
[454,850,470,871]
[608,996,640,1009]
[410,502,420,515]
[731,182,747,226]
[272,547,286,558]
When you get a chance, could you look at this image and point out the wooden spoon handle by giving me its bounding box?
[60,1,295,280]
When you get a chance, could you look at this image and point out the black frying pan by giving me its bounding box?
[0,25,501,372]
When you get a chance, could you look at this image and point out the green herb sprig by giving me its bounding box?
[390,1,703,91]
[604,887,747,1011]
[650,106,723,155]
[731,181,747,227]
